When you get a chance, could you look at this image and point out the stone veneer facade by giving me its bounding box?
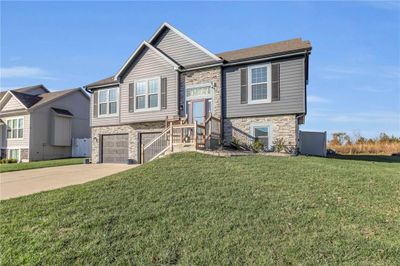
[20,148,29,161]
[91,121,164,163]
[224,115,299,150]
[179,66,222,118]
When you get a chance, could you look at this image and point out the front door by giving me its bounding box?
[188,99,211,124]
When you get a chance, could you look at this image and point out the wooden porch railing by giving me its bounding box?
[204,114,221,149]
[141,127,170,164]
[142,115,221,163]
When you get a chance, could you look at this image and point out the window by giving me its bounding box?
[135,77,160,111]
[6,117,23,139]
[98,87,118,116]
[8,149,20,161]
[248,64,271,104]
[252,125,270,148]
[186,85,212,100]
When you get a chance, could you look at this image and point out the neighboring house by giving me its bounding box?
[0,85,90,162]
[85,22,311,163]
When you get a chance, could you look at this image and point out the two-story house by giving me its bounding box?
[0,85,90,162]
[85,23,311,163]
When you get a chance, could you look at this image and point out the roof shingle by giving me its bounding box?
[51,107,74,116]
[11,91,41,108]
[85,76,118,89]
[217,38,311,62]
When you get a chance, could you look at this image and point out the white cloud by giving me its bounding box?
[0,66,55,80]
[320,65,400,80]
[312,110,400,124]
[308,95,330,103]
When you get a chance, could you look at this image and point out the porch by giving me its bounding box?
[141,115,222,163]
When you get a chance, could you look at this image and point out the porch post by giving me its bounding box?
[194,121,197,149]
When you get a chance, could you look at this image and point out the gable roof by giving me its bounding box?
[149,22,222,62]
[10,91,41,108]
[217,38,311,63]
[1,88,88,112]
[29,88,88,110]
[114,41,180,80]
[0,91,7,101]
[0,84,48,104]
[12,84,49,94]
[84,76,118,89]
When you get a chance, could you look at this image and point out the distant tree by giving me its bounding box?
[355,136,367,144]
[330,132,349,146]
[378,133,390,143]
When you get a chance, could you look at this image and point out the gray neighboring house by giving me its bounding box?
[85,22,312,164]
[0,85,90,162]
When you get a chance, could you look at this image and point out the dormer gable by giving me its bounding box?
[149,22,221,67]
[115,41,180,81]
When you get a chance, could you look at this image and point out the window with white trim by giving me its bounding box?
[6,117,23,139]
[98,87,118,116]
[248,64,270,103]
[135,77,160,111]
[252,126,270,148]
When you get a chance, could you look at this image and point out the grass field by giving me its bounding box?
[1,153,399,265]
[0,158,84,173]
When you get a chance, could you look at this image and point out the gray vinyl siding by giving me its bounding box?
[119,46,178,124]
[0,124,5,148]
[90,90,120,127]
[223,56,306,118]
[29,91,90,161]
[2,96,25,111]
[152,28,217,67]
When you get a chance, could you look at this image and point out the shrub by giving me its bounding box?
[273,137,286,153]
[0,158,18,164]
[251,140,264,153]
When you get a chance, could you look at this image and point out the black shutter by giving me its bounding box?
[93,91,98,118]
[272,64,280,101]
[129,83,134,112]
[240,68,248,104]
[161,77,167,109]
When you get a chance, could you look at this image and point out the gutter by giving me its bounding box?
[84,82,119,93]
[179,62,223,72]
[222,50,311,67]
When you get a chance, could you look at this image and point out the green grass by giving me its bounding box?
[0,158,84,173]
[1,153,399,265]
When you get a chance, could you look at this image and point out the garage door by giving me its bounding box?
[102,134,129,163]
[140,132,161,163]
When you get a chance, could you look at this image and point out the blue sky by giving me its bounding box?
[1,1,399,138]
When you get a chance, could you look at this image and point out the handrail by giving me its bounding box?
[171,124,196,129]
[143,127,170,150]
[142,114,222,163]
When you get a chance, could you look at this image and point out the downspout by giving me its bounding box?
[176,70,180,117]
[220,66,224,145]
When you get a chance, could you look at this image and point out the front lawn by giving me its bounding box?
[1,153,399,265]
[0,158,84,173]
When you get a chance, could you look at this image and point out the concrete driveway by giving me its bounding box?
[1,164,137,200]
